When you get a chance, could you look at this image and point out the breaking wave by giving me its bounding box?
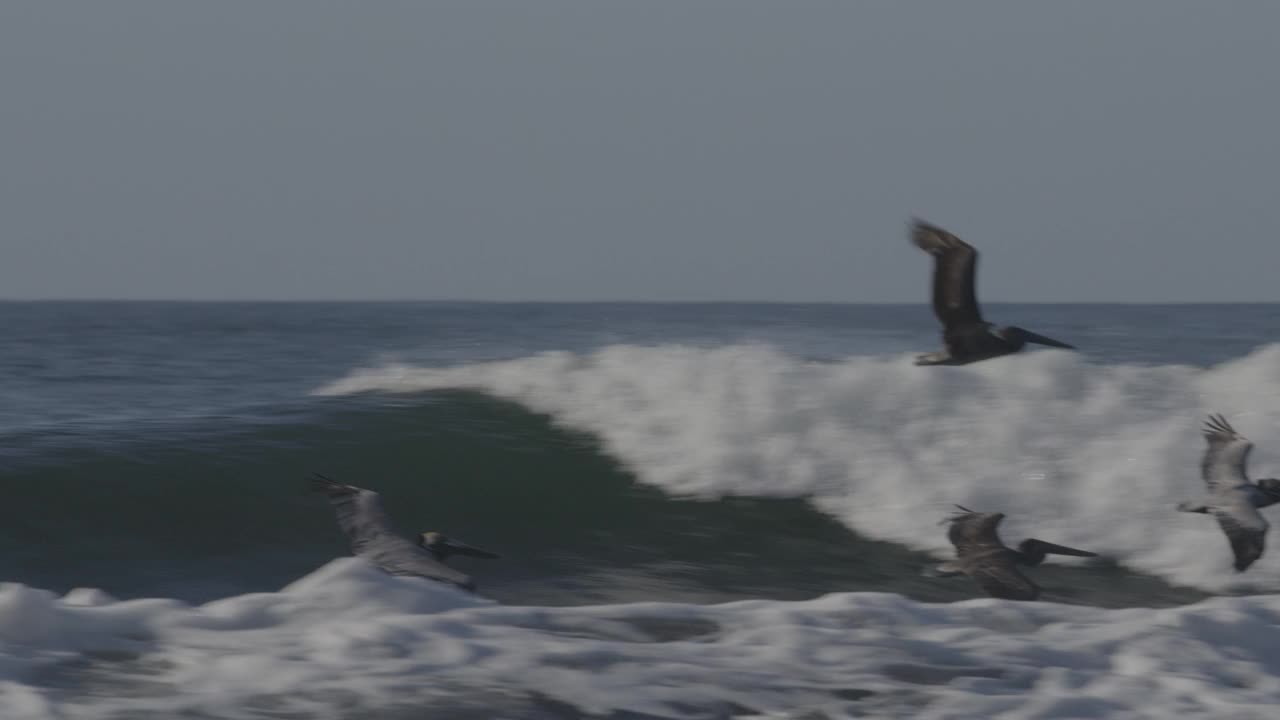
[316,343,1280,592]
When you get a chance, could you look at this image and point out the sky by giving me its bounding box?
[2,1,1278,302]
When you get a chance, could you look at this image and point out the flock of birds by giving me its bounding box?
[310,219,1280,602]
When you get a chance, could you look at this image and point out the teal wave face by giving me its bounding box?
[0,389,1202,608]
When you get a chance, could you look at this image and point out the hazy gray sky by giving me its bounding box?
[2,1,1277,301]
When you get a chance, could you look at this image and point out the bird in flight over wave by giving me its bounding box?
[309,473,499,591]
[910,219,1074,366]
[1177,415,1280,572]
[932,507,1096,601]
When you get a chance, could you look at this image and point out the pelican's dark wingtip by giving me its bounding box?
[909,218,944,249]
[909,216,944,232]
[1203,413,1240,440]
[940,504,979,525]
[309,473,354,496]
[909,219,976,257]
[1233,549,1261,572]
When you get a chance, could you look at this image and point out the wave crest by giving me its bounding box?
[316,343,1280,591]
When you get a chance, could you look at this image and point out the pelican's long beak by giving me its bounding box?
[441,538,500,560]
[1037,541,1096,558]
[1020,330,1075,349]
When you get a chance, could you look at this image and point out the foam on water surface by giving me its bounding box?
[315,343,1280,592]
[8,340,1280,717]
[3,559,1280,719]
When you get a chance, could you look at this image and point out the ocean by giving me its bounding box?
[3,301,1280,718]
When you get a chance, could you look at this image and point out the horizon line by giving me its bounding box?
[3,298,1280,306]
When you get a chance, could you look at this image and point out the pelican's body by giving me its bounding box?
[911,220,1074,366]
[934,508,1096,601]
[1177,415,1280,572]
[310,474,498,591]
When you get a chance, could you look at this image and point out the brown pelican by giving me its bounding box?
[310,474,499,591]
[1177,415,1280,572]
[933,507,1096,600]
[911,219,1074,366]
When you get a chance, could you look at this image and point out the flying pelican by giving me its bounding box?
[310,473,499,591]
[1177,415,1280,572]
[933,507,1096,600]
[911,219,1074,366]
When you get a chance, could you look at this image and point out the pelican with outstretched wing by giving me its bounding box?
[310,474,499,591]
[932,507,1095,600]
[1177,415,1280,572]
[910,219,1075,366]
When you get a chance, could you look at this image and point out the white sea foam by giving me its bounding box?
[3,559,1280,719]
[314,343,1280,592]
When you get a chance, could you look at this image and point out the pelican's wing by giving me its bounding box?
[362,538,476,589]
[310,474,475,589]
[310,474,399,554]
[1200,414,1253,493]
[1213,496,1269,572]
[911,219,983,329]
[967,557,1041,601]
[947,511,1007,556]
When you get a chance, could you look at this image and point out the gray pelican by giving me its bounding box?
[1177,415,1280,572]
[933,507,1096,600]
[310,474,499,591]
[911,219,1074,366]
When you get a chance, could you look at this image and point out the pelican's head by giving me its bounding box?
[417,532,501,561]
[996,326,1076,351]
[1256,478,1280,501]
